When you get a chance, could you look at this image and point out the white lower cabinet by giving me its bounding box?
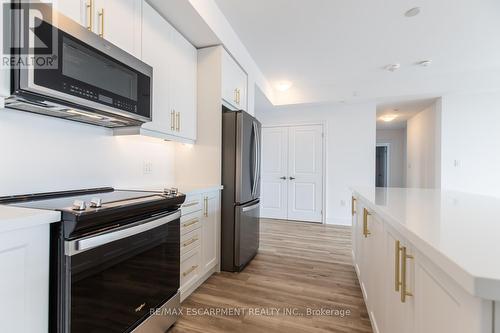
[0,225,50,333]
[179,190,220,301]
[352,196,493,333]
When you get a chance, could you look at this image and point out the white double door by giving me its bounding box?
[261,125,324,223]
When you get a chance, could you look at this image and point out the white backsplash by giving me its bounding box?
[0,108,176,196]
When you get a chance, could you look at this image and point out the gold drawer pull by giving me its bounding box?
[170,110,175,131]
[351,197,356,216]
[182,265,198,277]
[182,219,199,228]
[401,246,414,303]
[182,201,199,208]
[363,208,371,237]
[395,240,402,291]
[182,237,198,247]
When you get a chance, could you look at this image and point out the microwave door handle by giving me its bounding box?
[65,211,181,256]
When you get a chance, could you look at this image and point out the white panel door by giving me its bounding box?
[260,127,288,219]
[287,125,323,222]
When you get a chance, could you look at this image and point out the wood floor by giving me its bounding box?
[170,219,372,333]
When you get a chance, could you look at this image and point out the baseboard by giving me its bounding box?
[326,217,351,226]
[180,265,218,302]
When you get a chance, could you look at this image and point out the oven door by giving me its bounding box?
[64,211,180,333]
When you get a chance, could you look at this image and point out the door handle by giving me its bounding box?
[280,176,286,180]
[289,177,295,180]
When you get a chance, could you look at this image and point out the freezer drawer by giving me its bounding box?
[235,200,260,270]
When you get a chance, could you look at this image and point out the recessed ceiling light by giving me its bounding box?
[380,114,398,122]
[405,7,421,17]
[275,81,292,92]
[384,63,401,72]
[416,60,432,67]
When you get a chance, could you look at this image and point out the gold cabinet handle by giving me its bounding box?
[203,197,208,217]
[363,208,371,237]
[351,197,356,216]
[182,237,198,247]
[86,0,94,31]
[170,110,175,131]
[234,89,239,104]
[177,112,181,132]
[395,240,402,291]
[182,265,198,277]
[401,246,414,303]
[182,201,199,208]
[182,218,199,228]
[98,8,104,37]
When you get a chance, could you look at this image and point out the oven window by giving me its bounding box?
[62,37,138,101]
[69,220,179,333]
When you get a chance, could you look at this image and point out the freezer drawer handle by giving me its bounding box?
[65,210,181,256]
[242,203,260,212]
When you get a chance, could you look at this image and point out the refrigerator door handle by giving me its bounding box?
[242,202,260,212]
[251,121,258,197]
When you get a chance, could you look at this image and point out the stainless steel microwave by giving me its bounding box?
[5,3,152,128]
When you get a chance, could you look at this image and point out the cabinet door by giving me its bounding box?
[201,192,220,272]
[365,213,386,333]
[53,0,86,26]
[171,29,197,141]
[414,254,489,333]
[140,2,175,135]
[221,50,247,111]
[94,0,142,57]
[385,230,415,333]
[0,225,50,333]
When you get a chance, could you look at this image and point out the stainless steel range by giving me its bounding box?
[0,187,184,333]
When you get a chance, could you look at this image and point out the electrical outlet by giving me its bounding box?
[143,161,153,175]
[453,160,460,168]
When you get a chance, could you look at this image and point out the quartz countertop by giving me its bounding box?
[352,187,500,300]
[0,205,61,233]
[120,184,223,196]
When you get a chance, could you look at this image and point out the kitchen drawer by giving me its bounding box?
[180,246,201,292]
[180,210,202,235]
[180,228,201,256]
[181,194,202,215]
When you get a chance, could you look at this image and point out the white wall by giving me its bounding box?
[376,128,406,187]
[256,103,376,225]
[406,101,442,188]
[0,108,176,196]
[440,90,500,197]
[187,0,275,115]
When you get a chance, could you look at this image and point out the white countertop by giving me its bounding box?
[353,187,500,300]
[120,184,223,195]
[0,205,61,233]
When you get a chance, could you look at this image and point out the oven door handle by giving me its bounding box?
[65,210,181,256]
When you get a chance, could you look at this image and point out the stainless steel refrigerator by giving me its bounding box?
[221,107,261,272]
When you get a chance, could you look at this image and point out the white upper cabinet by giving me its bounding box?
[93,0,142,58]
[221,49,247,111]
[141,2,175,136]
[170,28,197,141]
[140,2,197,143]
[53,0,142,58]
[53,0,86,26]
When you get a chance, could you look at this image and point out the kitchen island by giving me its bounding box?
[352,187,499,333]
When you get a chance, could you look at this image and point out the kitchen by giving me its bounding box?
[1,0,500,333]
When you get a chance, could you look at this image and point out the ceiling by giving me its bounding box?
[214,0,500,106]
[376,98,436,129]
